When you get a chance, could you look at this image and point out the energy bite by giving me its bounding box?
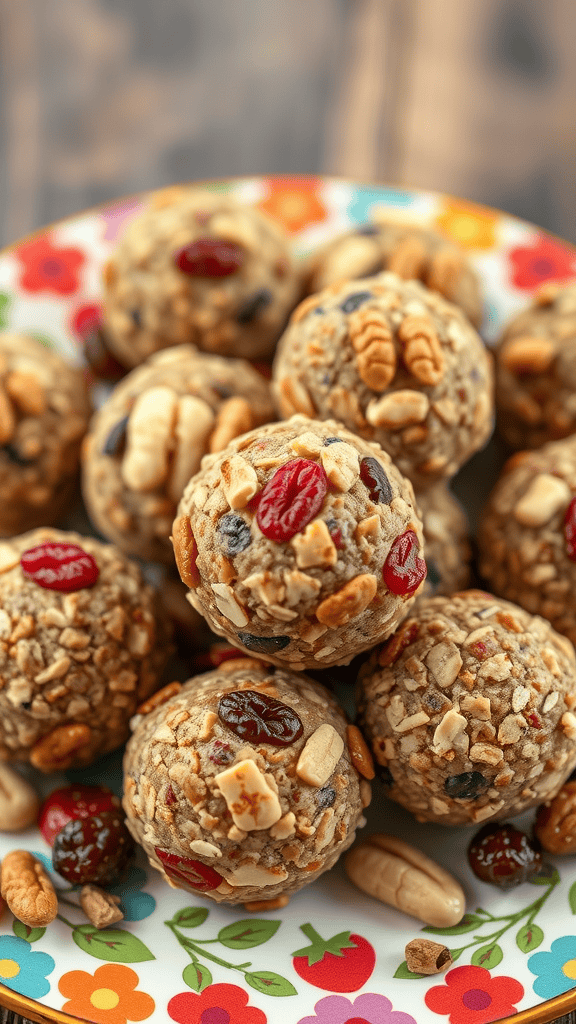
[82,345,275,562]
[123,659,370,906]
[495,280,576,450]
[478,435,576,645]
[102,187,301,366]
[305,216,483,328]
[172,415,427,670]
[272,273,494,489]
[0,333,91,536]
[417,483,471,597]
[0,528,171,771]
[357,590,576,826]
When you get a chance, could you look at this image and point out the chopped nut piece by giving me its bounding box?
[215,759,282,831]
[80,885,123,929]
[296,725,344,787]
[291,520,337,569]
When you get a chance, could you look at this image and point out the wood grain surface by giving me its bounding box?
[0,1,575,1022]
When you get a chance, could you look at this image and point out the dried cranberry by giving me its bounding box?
[21,543,99,592]
[155,848,223,891]
[325,518,343,549]
[236,288,272,324]
[360,457,393,505]
[52,810,134,885]
[237,632,290,654]
[218,689,303,746]
[565,497,576,561]
[256,459,328,542]
[218,514,252,556]
[468,823,543,889]
[175,238,245,277]
[102,415,129,457]
[383,531,427,596]
[525,710,542,729]
[39,785,119,846]
[444,772,490,801]
[378,620,419,667]
[165,785,177,806]
[341,291,372,313]
[208,740,234,766]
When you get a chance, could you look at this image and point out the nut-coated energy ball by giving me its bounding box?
[172,415,427,670]
[357,590,576,826]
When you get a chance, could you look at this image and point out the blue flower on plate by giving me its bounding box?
[0,935,54,998]
[528,935,576,998]
[348,186,417,225]
[108,865,156,921]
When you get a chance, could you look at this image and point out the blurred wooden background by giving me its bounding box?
[1,1,576,1022]
[1,0,575,248]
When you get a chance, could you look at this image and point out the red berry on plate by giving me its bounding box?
[52,810,134,885]
[154,848,223,891]
[174,238,245,277]
[292,923,375,992]
[21,542,99,592]
[256,458,328,542]
[382,530,427,595]
[467,822,543,889]
[39,784,120,846]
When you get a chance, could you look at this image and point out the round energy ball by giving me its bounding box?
[272,272,494,489]
[0,528,171,771]
[357,590,576,826]
[102,187,301,366]
[494,280,576,450]
[417,482,471,597]
[305,217,483,327]
[0,333,91,536]
[123,659,370,906]
[478,435,576,645]
[82,345,275,563]
[172,415,427,670]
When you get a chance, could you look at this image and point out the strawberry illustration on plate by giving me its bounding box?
[292,923,375,992]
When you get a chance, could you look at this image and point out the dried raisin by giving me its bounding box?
[256,458,328,542]
[218,514,251,556]
[236,288,272,324]
[360,457,393,505]
[103,415,129,457]
[341,291,372,313]
[218,689,303,746]
[237,632,290,654]
[444,772,489,801]
[52,810,134,885]
[468,823,542,889]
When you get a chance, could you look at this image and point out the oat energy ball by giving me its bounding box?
[123,659,369,905]
[172,415,427,670]
[306,217,483,327]
[0,528,171,771]
[102,187,301,366]
[417,483,471,597]
[272,273,494,489]
[495,280,576,450]
[82,345,275,562]
[0,333,90,536]
[357,590,576,826]
[478,435,576,645]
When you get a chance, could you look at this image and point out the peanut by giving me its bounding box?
[344,833,465,927]
[534,781,576,854]
[80,884,123,929]
[296,724,344,787]
[168,396,215,503]
[315,574,377,628]
[349,308,396,391]
[209,396,253,453]
[121,385,178,491]
[1,850,58,927]
[398,314,445,386]
[30,722,92,773]
[0,765,39,831]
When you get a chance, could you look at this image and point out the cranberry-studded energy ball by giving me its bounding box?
[102,187,301,366]
[357,590,576,826]
[416,483,471,597]
[494,280,576,450]
[82,345,275,563]
[0,333,91,536]
[305,216,483,327]
[172,415,427,670]
[478,435,576,645]
[0,528,171,771]
[272,273,494,489]
[123,659,371,906]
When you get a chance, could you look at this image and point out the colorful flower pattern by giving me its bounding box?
[425,965,524,1024]
[59,962,155,1024]
[436,199,498,250]
[15,236,85,295]
[508,233,576,290]
[101,198,144,242]
[297,992,418,1024]
[0,935,54,998]
[528,934,576,999]
[168,983,266,1024]
[259,177,328,233]
[347,186,418,224]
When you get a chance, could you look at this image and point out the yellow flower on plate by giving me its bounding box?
[436,199,498,250]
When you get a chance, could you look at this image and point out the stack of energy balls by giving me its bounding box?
[3,185,576,925]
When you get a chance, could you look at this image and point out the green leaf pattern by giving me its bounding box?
[71,925,155,963]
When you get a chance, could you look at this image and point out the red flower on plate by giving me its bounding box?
[15,236,85,296]
[425,964,524,1024]
[508,234,576,291]
[259,177,327,233]
[71,302,101,339]
[168,983,266,1024]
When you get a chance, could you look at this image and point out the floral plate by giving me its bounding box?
[0,177,575,1024]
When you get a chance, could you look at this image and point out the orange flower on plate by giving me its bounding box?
[259,177,328,233]
[58,963,155,1024]
[436,199,498,250]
